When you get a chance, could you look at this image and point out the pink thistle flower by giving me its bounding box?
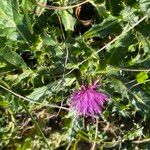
[70,81,108,117]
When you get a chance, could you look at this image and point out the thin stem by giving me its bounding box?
[0,84,69,111]
[66,140,73,150]
[56,15,69,116]
[128,79,150,91]
[19,100,51,150]
[34,0,89,10]
[133,138,150,144]
[117,67,150,72]
[90,117,98,150]
[125,79,136,85]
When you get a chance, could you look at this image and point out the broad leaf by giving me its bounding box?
[0,0,33,43]
[136,72,149,83]
[28,77,76,101]
[0,47,27,68]
[58,9,76,31]
[82,16,121,39]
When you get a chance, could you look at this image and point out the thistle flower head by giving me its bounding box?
[70,81,108,117]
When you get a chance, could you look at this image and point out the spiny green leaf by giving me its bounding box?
[131,91,150,108]
[109,77,129,98]
[108,32,135,65]
[82,16,121,39]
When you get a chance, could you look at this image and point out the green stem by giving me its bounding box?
[19,100,51,150]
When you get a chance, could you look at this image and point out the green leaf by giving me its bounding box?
[58,9,76,31]
[0,47,27,68]
[82,16,121,39]
[27,84,52,101]
[21,0,34,11]
[0,0,33,43]
[94,3,109,18]
[103,141,120,148]
[0,97,8,107]
[131,91,150,110]
[21,0,34,34]
[28,77,76,101]
[108,32,135,65]
[136,72,149,83]
[139,0,150,13]
[105,0,124,16]
[131,92,145,105]
[109,77,129,98]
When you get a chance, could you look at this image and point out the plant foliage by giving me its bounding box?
[0,0,150,149]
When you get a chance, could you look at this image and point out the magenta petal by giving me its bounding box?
[70,82,109,117]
